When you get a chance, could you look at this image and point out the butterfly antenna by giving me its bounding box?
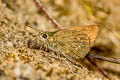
[27,25,41,31]
[33,0,62,29]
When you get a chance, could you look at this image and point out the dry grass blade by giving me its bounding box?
[33,0,62,29]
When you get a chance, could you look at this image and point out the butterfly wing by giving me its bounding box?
[52,30,90,59]
[71,25,100,46]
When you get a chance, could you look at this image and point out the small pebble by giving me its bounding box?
[7,41,13,47]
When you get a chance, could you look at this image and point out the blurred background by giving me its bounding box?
[0,0,120,80]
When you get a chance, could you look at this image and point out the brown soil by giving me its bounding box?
[0,0,120,80]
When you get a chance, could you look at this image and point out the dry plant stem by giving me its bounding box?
[33,0,62,29]
[88,53,120,64]
[86,56,109,79]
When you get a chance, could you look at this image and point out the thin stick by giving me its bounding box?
[86,56,109,79]
[88,53,120,64]
[33,0,62,29]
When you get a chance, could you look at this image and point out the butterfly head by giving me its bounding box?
[38,31,57,43]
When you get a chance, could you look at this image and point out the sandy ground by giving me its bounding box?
[0,0,120,80]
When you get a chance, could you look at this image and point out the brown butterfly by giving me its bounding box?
[30,25,99,68]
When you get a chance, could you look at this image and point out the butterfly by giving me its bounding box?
[36,25,100,67]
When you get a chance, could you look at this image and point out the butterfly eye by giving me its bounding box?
[42,33,47,39]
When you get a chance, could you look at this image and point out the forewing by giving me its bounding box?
[52,30,90,59]
[71,25,100,46]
